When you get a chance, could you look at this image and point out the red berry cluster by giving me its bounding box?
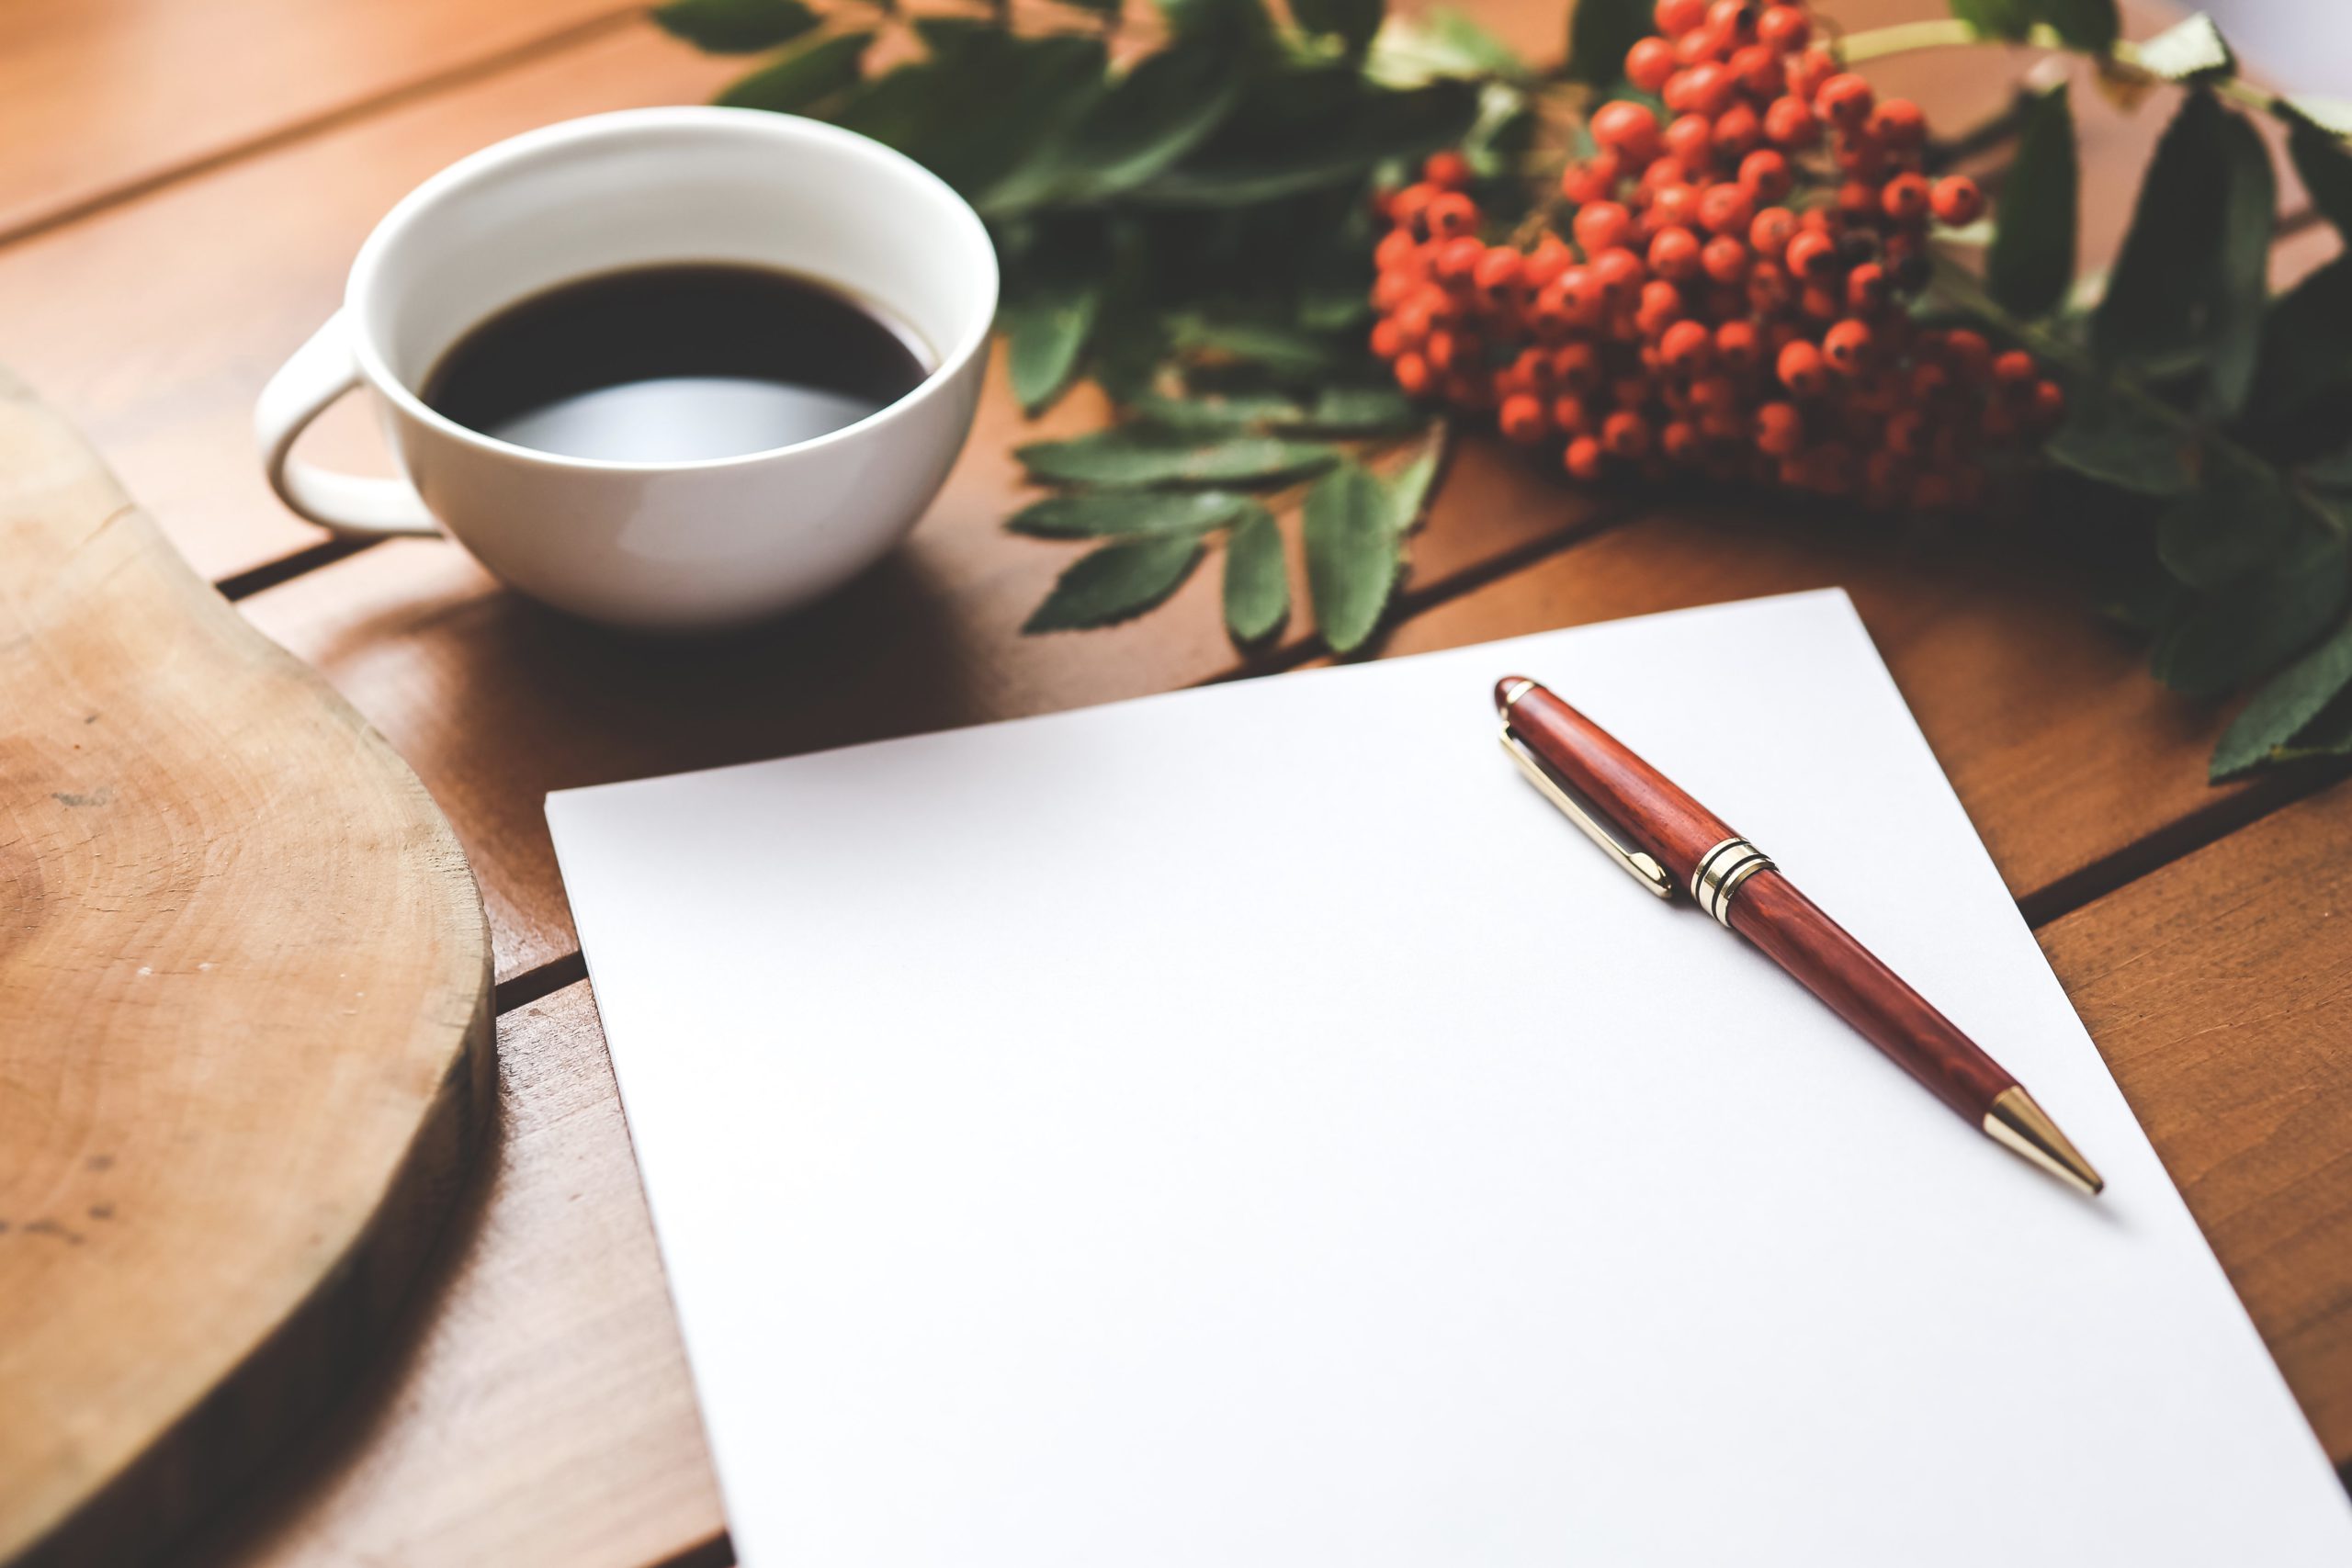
[1367,0,2066,511]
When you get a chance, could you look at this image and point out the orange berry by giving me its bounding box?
[1777,339,1827,397]
[1702,234,1750,285]
[1370,318,1404,359]
[1698,181,1755,236]
[1394,352,1431,396]
[1845,262,1888,315]
[1656,0,1709,31]
[1942,329,1994,383]
[1787,45,1836,101]
[1822,319,1872,372]
[1993,348,2038,388]
[1763,94,1819,149]
[1837,179,1879,222]
[1388,182,1438,238]
[1547,342,1599,391]
[1665,112,1717,168]
[1648,224,1704,281]
[1661,418,1702,463]
[1559,151,1623,206]
[1589,246,1647,308]
[1565,434,1608,480]
[1834,135,1889,180]
[1602,410,1653,459]
[1422,150,1473,189]
[1756,400,1804,456]
[1639,155,1692,196]
[1628,36,1679,92]
[1881,173,1930,224]
[1424,327,1468,374]
[2026,378,2066,429]
[1815,73,1875,126]
[1573,200,1634,255]
[1799,282,1842,321]
[1660,318,1713,371]
[1430,235,1483,285]
[1522,235,1574,292]
[1868,97,1927,150]
[1747,205,1796,256]
[1747,258,1793,311]
[1473,245,1525,303]
[1714,320,1761,370]
[1592,101,1663,162]
[1784,229,1838,279]
[1706,0,1758,39]
[1680,62,1733,116]
[1728,42,1785,98]
[1374,228,1418,273]
[1372,269,1415,311]
[1550,393,1594,434]
[1758,3,1809,49]
[1648,181,1702,231]
[1930,175,1984,225]
[1740,149,1792,203]
[1498,393,1550,445]
[1713,103,1762,160]
[1426,191,1478,240]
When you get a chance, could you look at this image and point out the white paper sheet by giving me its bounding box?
[548,590,2352,1566]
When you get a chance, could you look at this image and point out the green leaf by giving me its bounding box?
[2204,108,2275,418]
[1986,85,2077,320]
[1168,316,1352,377]
[1221,504,1290,642]
[2154,479,2301,589]
[2211,614,2352,777]
[839,29,1106,200]
[2092,92,2227,366]
[2290,118,2352,243]
[2033,0,2118,51]
[983,45,1239,211]
[1134,391,1305,429]
[1566,0,1650,86]
[1132,76,1478,206]
[1003,279,1102,416]
[1303,461,1402,653]
[1006,490,1253,537]
[2044,390,2196,495]
[1016,426,1339,487]
[2151,532,2350,698]
[653,0,820,51]
[1023,535,1205,631]
[1947,0,2034,41]
[1384,438,1442,530]
[2131,12,2233,83]
[2246,255,2352,422]
[2301,442,2352,491]
[717,30,872,111]
[1156,0,1270,45]
[1292,0,1384,58]
[1276,385,1422,434]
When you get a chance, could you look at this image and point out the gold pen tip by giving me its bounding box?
[1494,675,1533,716]
[1984,1087,2104,1196]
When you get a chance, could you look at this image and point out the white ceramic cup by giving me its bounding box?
[254,107,998,631]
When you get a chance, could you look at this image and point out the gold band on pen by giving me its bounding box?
[1691,836,1774,927]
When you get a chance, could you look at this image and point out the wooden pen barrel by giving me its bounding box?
[1726,874,2015,1119]
[1499,676,2017,1122]
[1496,679,1737,873]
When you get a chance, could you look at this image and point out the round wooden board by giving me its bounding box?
[0,369,493,1565]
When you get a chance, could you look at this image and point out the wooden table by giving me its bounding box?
[8,2,2349,1562]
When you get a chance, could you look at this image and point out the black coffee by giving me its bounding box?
[422,264,932,462]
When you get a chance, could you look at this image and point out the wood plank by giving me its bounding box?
[0,24,741,582]
[0,0,636,241]
[2039,781,2352,1471]
[0,372,493,1564]
[181,982,728,1568]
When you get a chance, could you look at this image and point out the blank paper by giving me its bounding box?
[548,590,2352,1566]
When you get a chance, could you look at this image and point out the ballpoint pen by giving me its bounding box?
[1495,673,2102,1195]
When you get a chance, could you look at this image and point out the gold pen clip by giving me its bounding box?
[1498,725,1676,899]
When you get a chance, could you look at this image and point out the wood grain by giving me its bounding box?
[0,0,638,242]
[0,24,742,582]
[0,370,493,1565]
[2040,780,2352,1468]
[182,982,727,1568]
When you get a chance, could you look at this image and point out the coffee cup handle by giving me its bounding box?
[255,311,442,538]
